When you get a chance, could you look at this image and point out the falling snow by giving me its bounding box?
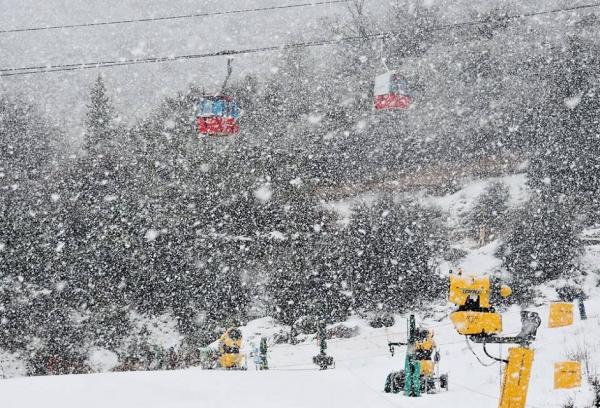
[0,1,599,407]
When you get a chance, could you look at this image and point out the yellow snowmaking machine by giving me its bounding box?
[449,272,512,335]
[217,327,245,370]
[448,271,541,408]
[385,315,448,396]
[413,328,438,379]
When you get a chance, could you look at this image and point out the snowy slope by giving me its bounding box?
[1,291,598,408]
[1,160,597,407]
[418,173,529,231]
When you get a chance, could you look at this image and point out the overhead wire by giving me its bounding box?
[435,1,600,30]
[0,35,371,77]
[1,2,600,78]
[0,0,351,34]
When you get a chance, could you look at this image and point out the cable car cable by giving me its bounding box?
[0,35,386,76]
[0,0,351,34]
[1,0,596,35]
[436,1,600,30]
[2,1,599,78]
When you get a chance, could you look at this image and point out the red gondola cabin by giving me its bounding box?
[196,95,241,136]
[373,71,412,111]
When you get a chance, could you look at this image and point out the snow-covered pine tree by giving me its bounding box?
[267,202,352,326]
[499,194,582,304]
[0,95,59,181]
[499,35,597,304]
[527,36,600,212]
[344,195,447,314]
[466,181,509,241]
[84,75,117,154]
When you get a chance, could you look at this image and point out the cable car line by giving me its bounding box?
[0,35,378,77]
[436,1,600,30]
[1,0,596,36]
[0,0,350,34]
[510,1,600,19]
[1,1,599,78]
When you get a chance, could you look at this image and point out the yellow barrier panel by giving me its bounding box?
[548,302,574,328]
[554,361,581,389]
[499,348,534,408]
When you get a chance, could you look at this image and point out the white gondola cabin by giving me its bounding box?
[373,71,412,111]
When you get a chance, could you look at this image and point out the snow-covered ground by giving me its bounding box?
[419,172,529,231]
[1,174,598,407]
[1,171,597,408]
[1,289,598,408]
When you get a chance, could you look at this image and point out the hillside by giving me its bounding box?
[2,1,600,406]
[3,173,599,408]
[1,286,598,408]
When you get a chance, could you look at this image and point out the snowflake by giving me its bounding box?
[254,184,273,203]
[144,229,160,242]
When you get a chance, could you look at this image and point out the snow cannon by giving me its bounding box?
[384,315,448,396]
[448,272,511,336]
[313,320,334,370]
[218,327,245,370]
[448,272,542,408]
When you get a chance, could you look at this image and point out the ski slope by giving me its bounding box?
[1,290,598,408]
[1,175,598,408]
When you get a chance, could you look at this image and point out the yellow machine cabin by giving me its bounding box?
[449,273,493,308]
[449,273,511,336]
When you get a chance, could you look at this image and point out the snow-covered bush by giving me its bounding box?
[0,350,27,379]
[87,348,118,373]
[499,194,582,304]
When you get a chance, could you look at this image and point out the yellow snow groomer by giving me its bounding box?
[448,271,541,408]
[218,327,245,369]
